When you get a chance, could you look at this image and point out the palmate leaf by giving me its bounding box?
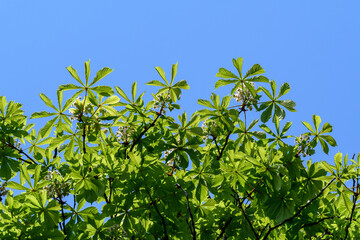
[66,66,83,86]
[89,67,113,86]
[216,68,239,79]
[244,64,265,78]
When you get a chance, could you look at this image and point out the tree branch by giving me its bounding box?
[217,130,232,160]
[216,217,232,240]
[240,204,259,239]
[129,107,163,152]
[343,191,359,239]
[263,177,335,240]
[4,140,37,164]
[176,183,196,240]
[147,191,168,240]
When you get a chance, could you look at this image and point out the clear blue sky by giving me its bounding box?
[1,1,359,164]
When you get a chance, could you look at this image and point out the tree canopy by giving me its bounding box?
[0,58,359,239]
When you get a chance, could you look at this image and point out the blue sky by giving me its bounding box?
[1,1,360,164]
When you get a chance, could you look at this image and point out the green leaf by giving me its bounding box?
[320,122,333,134]
[274,104,285,121]
[302,121,315,133]
[6,181,28,190]
[0,96,7,114]
[277,82,290,98]
[58,84,83,92]
[39,117,58,138]
[40,93,58,111]
[319,138,329,154]
[171,62,178,85]
[321,135,337,147]
[232,57,243,78]
[49,135,70,149]
[31,111,57,119]
[66,66,83,86]
[261,105,273,123]
[173,80,190,89]
[146,80,167,87]
[198,99,215,109]
[277,100,296,112]
[244,64,265,78]
[259,87,273,99]
[312,115,321,132]
[246,75,269,83]
[216,68,239,79]
[102,95,120,105]
[63,91,82,111]
[131,81,137,102]
[281,122,292,136]
[85,60,90,85]
[91,86,114,96]
[89,67,113,86]
[155,66,169,85]
[320,161,334,174]
[115,86,131,102]
[214,79,237,89]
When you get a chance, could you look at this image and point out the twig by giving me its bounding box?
[147,191,168,240]
[240,204,259,239]
[129,107,163,152]
[176,183,196,240]
[213,137,221,156]
[343,191,359,239]
[300,216,334,229]
[263,177,335,240]
[217,130,232,160]
[4,140,37,164]
[216,217,232,240]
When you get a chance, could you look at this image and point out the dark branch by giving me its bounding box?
[240,204,259,239]
[216,217,232,240]
[343,191,359,239]
[147,191,168,240]
[300,216,335,229]
[176,183,196,240]
[129,107,163,152]
[217,130,232,160]
[4,140,37,164]
[263,177,335,240]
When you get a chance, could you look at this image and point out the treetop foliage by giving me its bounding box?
[0,58,359,239]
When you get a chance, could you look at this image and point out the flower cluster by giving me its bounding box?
[295,134,310,145]
[69,97,93,121]
[13,140,22,150]
[232,82,258,110]
[153,93,172,114]
[295,134,314,157]
[106,224,126,239]
[116,125,134,143]
[43,170,71,199]
[201,120,219,140]
[0,182,9,201]
[163,148,174,159]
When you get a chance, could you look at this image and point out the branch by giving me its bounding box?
[217,130,232,160]
[343,192,359,239]
[300,216,335,229]
[129,108,163,152]
[82,126,86,154]
[216,217,232,240]
[213,137,221,156]
[240,204,259,239]
[263,177,335,240]
[147,191,168,240]
[176,183,196,240]
[4,140,37,164]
